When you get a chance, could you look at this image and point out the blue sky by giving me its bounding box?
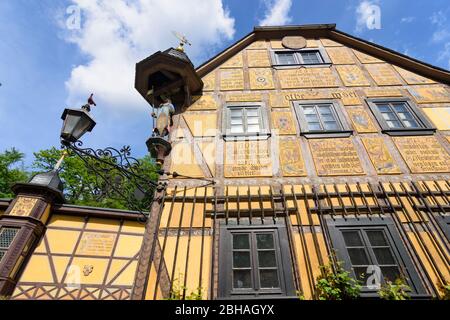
[1,0,449,167]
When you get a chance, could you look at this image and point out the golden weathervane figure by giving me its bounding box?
[172,31,191,52]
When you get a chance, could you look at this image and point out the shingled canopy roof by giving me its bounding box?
[196,24,450,84]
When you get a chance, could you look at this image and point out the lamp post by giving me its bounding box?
[59,100,162,221]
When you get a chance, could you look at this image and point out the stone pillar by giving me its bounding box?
[0,171,64,297]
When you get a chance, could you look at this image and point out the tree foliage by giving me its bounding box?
[32,147,159,210]
[0,148,29,198]
[0,147,159,211]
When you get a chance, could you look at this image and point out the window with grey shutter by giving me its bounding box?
[272,49,330,66]
[293,101,353,138]
[367,98,435,136]
[326,217,427,297]
[218,223,296,298]
[223,103,270,141]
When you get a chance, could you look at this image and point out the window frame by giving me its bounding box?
[222,102,270,141]
[293,100,353,138]
[366,98,436,136]
[218,221,296,299]
[270,48,331,68]
[326,217,428,298]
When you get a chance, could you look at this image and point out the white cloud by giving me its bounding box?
[400,16,415,23]
[355,0,380,33]
[430,10,450,69]
[430,10,450,43]
[258,0,292,26]
[60,0,235,112]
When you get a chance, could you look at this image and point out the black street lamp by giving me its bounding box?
[60,105,96,144]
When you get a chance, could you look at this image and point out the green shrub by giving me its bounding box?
[379,278,411,300]
[315,261,361,300]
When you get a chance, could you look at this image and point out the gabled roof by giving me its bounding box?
[196,24,450,84]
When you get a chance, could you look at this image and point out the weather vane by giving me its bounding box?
[172,31,191,52]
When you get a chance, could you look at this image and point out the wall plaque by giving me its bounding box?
[393,136,450,173]
[224,140,272,178]
[422,107,450,130]
[365,64,402,86]
[77,232,116,256]
[309,138,364,176]
[326,47,355,65]
[249,68,275,90]
[247,41,267,49]
[247,50,271,67]
[364,88,403,97]
[271,111,296,135]
[272,39,317,48]
[9,197,38,216]
[408,86,450,104]
[220,69,244,91]
[221,53,243,68]
[279,140,306,176]
[336,65,371,87]
[320,39,342,47]
[282,36,306,49]
[278,68,339,89]
[352,50,382,64]
[189,95,217,110]
[202,73,216,91]
[393,66,435,85]
[226,93,262,102]
[345,106,378,133]
[362,137,401,175]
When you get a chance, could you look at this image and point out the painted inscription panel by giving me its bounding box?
[393,136,450,173]
[278,68,339,89]
[309,138,364,176]
[408,86,450,104]
[220,69,244,91]
[365,64,402,86]
[224,140,272,178]
[247,50,271,67]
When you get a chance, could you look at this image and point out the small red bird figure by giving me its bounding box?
[88,93,97,107]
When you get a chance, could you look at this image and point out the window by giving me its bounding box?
[272,49,330,67]
[223,103,270,140]
[367,98,435,136]
[294,101,353,138]
[326,217,427,297]
[218,223,295,298]
[0,227,19,263]
[435,215,450,242]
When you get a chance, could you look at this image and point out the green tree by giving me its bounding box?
[33,147,159,210]
[0,148,29,198]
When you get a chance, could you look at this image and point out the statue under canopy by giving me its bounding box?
[152,96,175,138]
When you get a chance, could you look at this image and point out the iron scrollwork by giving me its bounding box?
[63,140,161,222]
